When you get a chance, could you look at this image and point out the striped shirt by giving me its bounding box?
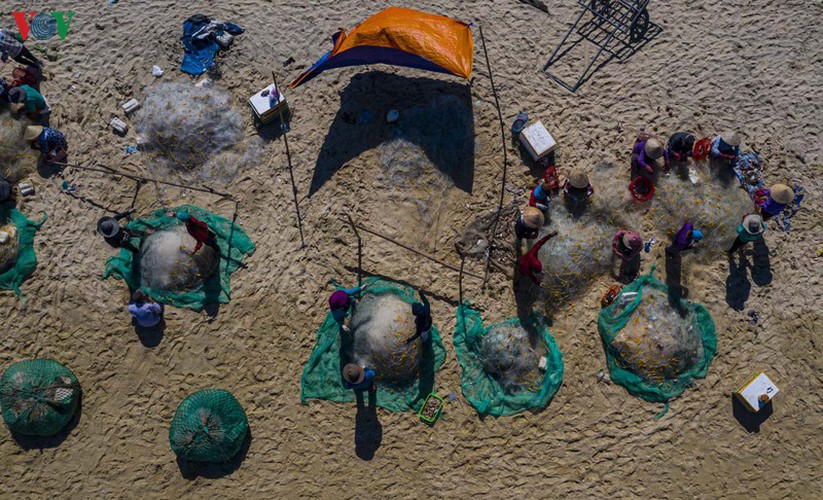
[0,30,23,58]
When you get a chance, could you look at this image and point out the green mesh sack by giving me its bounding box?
[169,389,249,463]
[301,277,447,412]
[0,206,47,302]
[598,269,717,406]
[454,304,564,416]
[0,359,80,436]
[102,204,255,311]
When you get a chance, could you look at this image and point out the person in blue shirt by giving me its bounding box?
[342,363,376,391]
[406,290,432,344]
[25,125,67,163]
[710,131,740,163]
[128,290,163,328]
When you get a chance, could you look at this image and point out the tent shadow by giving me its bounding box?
[177,427,252,479]
[309,71,475,196]
[732,395,772,433]
[12,391,82,450]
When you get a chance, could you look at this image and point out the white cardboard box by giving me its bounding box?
[248,84,287,124]
[734,372,779,412]
[519,121,556,160]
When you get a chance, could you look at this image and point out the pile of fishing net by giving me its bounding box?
[454,305,564,416]
[0,359,80,436]
[0,207,46,301]
[134,82,261,183]
[169,389,248,463]
[301,278,446,412]
[598,270,717,409]
[0,110,38,183]
[103,204,255,311]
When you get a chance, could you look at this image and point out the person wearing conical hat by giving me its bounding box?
[562,169,594,202]
[728,213,766,253]
[710,131,741,162]
[632,136,666,175]
[342,363,376,392]
[528,181,551,211]
[756,183,795,220]
[24,125,67,164]
[514,206,545,240]
[612,230,643,261]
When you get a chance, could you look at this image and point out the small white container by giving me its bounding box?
[20,186,35,196]
[122,98,140,114]
[538,356,547,372]
[110,117,128,134]
[619,292,638,305]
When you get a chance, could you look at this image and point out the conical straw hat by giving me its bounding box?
[770,184,794,204]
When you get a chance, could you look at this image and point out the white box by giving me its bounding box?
[122,98,140,114]
[735,372,779,412]
[248,84,288,125]
[519,121,556,161]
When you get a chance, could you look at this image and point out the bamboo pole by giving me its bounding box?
[273,70,306,249]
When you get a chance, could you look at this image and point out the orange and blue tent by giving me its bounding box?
[290,7,474,88]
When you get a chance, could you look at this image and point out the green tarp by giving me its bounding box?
[0,206,46,302]
[454,304,564,416]
[102,204,254,311]
[300,277,446,412]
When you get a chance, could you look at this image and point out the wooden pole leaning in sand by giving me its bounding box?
[341,216,483,280]
[272,70,306,249]
[477,22,510,285]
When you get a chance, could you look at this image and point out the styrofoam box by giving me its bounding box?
[249,84,286,118]
[734,372,779,412]
[519,121,556,160]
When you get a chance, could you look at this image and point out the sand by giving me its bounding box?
[1,0,822,498]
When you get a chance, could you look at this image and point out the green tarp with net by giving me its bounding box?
[301,277,447,413]
[0,359,80,437]
[0,206,46,302]
[169,388,249,463]
[454,304,564,416]
[102,204,254,311]
[598,270,717,407]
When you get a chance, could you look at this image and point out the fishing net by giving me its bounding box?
[0,359,80,436]
[0,110,38,183]
[134,82,262,183]
[301,277,446,412]
[598,269,717,405]
[102,204,254,311]
[169,388,248,463]
[0,207,47,301]
[454,304,563,416]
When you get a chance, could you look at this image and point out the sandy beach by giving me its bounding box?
[1,0,822,498]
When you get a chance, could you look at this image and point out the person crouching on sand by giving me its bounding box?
[128,290,163,328]
[665,132,696,164]
[328,284,369,333]
[171,210,219,255]
[8,85,48,121]
[514,207,544,240]
[24,125,67,164]
[528,181,551,211]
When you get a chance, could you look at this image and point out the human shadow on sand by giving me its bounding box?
[12,392,82,450]
[177,427,252,479]
[750,238,773,286]
[309,72,475,196]
[354,388,382,461]
[725,251,751,311]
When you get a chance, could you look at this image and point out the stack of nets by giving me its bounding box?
[103,204,255,311]
[598,269,717,407]
[0,207,47,301]
[0,110,38,183]
[0,359,80,436]
[454,305,564,416]
[169,389,248,463]
[301,277,446,412]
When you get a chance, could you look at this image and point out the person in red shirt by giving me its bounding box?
[174,210,218,254]
[517,231,557,284]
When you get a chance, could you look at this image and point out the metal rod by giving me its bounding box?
[273,70,306,249]
[478,22,509,285]
[341,217,484,280]
[345,214,363,287]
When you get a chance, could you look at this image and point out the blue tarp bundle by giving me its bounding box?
[180,14,244,76]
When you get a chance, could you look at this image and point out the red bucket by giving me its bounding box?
[629,176,655,201]
[693,137,712,161]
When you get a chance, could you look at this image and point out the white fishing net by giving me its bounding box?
[139,226,219,291]
[479,324,547,393]
[0,111,38,183]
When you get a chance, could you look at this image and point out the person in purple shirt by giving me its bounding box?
[756,183,794,220]
[666,222,703,257]
[128,290,163,328]
[631,137,666,175]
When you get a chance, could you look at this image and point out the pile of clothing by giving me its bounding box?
[180,14,244,76]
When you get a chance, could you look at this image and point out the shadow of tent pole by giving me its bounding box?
[273,71,306,250]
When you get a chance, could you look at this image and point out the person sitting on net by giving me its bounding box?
[328,284,368,333]
[710,131,741,163]
[528,181,551,211]
[632,136,666,175]
[562,169,594,202]
[666,222,703,257]
[612,230,643,261]
[98,213,143,254]
[8,85,48,121]
[24,125,67,164]
[517,231,558,285]
[128,290,163,328]
[665,132,696,164]
[514,207,544,240]
[755,183,794,221]
[342,363,376,392]
[406,290,432,344]
[172,210,219,255]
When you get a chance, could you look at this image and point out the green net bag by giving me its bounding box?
[454,304,564,416]
[102,204,255,311]
[0,206,47,302]
[301,277,447,412]
[169,389,249,463]
[598,269,717,407]
[0,359,80,436]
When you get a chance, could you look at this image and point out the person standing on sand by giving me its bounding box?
[172,210,218,255]
[0,29,43,67]
[517,231,558,285]
[666,222,703,257]
[128,290,163,328]
[329,284,369,333]
[514,207,544,240]
[728,214,766,253]
[406,290,432,344]
[342,363,376,392]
